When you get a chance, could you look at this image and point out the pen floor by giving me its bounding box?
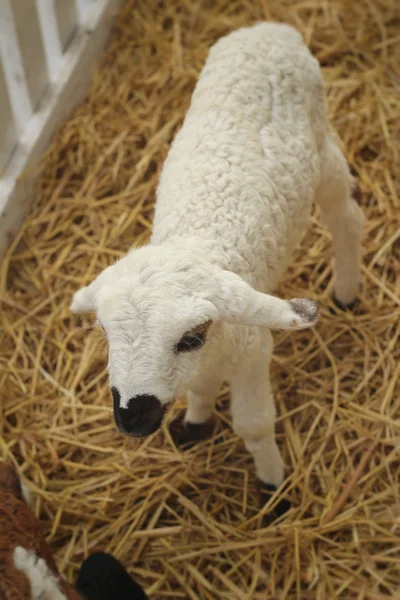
[0,0,399,598]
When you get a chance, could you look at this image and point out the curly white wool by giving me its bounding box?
[71,23,364,487]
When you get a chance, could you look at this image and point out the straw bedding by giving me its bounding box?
[0,0,399,598]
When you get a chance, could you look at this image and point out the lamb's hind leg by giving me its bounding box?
[316,134,365,308]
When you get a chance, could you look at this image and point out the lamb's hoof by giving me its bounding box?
[259,482,291,525]
[169,414,215,448]
[332,293,358,312]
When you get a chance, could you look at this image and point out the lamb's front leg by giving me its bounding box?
[170,373,223,445]
[230,330,288,514]
[185,374,223,426]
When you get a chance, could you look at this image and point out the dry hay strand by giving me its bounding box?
[0,0,399,598]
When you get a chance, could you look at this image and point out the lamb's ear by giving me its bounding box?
[210,269,319,330]
[70,283,97,314]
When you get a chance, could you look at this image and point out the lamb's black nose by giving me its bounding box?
[111,388,166,437]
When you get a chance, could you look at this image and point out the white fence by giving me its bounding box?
[0,0,121,257]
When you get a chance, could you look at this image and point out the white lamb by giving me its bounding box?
[71,23,364,496]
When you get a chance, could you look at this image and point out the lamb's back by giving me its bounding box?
[152,23,328,291]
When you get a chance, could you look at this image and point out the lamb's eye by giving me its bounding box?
[175,321,212,353]
[176,332,205,353]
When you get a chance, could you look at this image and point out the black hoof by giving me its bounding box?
[259,483,291,524]
[169,414,215,447]
[332,293,358,312]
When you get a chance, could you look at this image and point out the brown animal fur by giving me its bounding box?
[0,463,80,600]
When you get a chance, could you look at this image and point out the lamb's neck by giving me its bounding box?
[149,233,256,284]
[150,234,223,261]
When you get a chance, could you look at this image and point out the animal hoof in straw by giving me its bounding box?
[332,293,358,312]
[169,414,216,447]
[259,482,291,524]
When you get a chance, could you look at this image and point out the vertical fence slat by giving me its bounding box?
[0,0,33,134]
[75,0,93,25]
[54,0,78,52]
[36,0,62,81]
[12,0,49,111]
[0,62,17,174]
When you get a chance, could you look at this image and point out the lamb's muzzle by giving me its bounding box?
[112,388,167,437]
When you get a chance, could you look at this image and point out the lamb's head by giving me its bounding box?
[71,245,319,439]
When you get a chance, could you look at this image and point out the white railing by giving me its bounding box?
[0,0,82,172]
[0,0,121,257]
